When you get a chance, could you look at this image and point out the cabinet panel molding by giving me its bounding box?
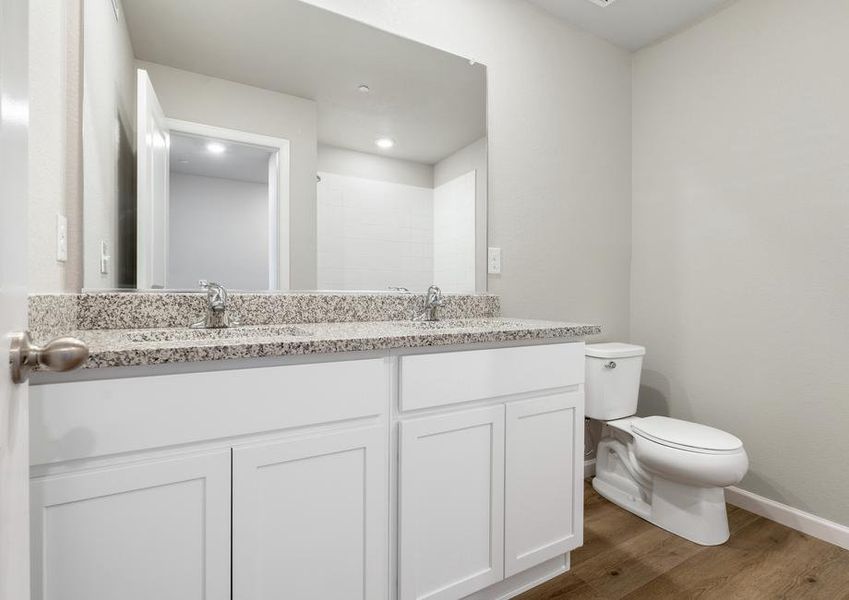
[399,405,506,600]
[232,426,387,600]
[505,390,584,577]
[30,450,231,600]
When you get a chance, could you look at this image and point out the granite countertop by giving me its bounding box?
[60,318,601,369]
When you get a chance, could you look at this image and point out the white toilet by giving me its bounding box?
[585,342,748,546]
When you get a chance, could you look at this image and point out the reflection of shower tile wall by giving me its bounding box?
[317,172,434,291]
[434,170,476,293]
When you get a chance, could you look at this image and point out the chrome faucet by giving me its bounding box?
[191,280,241,328]
[415,285,445,321]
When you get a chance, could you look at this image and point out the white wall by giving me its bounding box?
[82,0,136,290]
[28,0,83,292]
[318,144,433,189]
[434,137,487,292]
[317,171,433,291]
[302,0,632,336]
[433,171,476,293]
[168,173,269,290]
[632,0,849,526]
[138,60,318,289]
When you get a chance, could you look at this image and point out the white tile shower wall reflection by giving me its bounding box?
[317,172,434,291]
[434,170,476,293]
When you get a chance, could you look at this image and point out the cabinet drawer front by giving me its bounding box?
[30,450,231,600]
[400,343,583,411]
[31,358,388,466]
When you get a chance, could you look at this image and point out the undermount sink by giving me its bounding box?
[121,325,310,343]
[400,318,526,330]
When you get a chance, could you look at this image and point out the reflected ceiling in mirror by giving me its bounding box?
[83,0,487,293]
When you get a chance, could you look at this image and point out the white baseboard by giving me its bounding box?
[584,458,596,479]
[725,486,849,551]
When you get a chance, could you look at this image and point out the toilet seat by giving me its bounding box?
[631,416,743,455]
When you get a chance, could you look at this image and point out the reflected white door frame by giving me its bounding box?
[166,118,291,291]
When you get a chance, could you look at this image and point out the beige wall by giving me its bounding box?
[138,61,319,289]
[632,0,849,526]
[28,0,82,292]
[303,0,633,337]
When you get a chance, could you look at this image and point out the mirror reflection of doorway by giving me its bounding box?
[135,68,291,291]
[167,132,278,290]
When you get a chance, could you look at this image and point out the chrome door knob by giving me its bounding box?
[9,331,89,384]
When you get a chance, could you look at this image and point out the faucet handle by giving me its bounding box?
[198,280,228,311]
[427,285,445,306]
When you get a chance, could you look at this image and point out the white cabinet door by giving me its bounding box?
[399,406,505,600]
[30,450,231,600]
[504,390,583,577]
[232,426,387,600]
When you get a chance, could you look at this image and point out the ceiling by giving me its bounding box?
[121,0,486,165]
[526,0,735,51]
[170,133,273,184]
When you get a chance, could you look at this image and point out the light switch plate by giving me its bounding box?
[100,241,110,274]
[56,214,68,262]
[487,247,502,274]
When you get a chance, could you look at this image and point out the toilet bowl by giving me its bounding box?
[585,343,748,546]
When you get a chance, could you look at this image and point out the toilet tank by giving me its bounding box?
[585,343,646,420]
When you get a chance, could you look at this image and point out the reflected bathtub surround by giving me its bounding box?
[28,292,501,333]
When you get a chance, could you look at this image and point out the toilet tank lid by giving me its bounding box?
[632,416,743,453]
[586,343,646,359]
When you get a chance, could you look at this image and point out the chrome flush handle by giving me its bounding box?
[604,361,617,369]
[9,331,89,384]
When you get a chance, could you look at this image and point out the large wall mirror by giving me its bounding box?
[83,0,487,293]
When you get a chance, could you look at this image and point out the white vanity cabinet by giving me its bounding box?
[29,341,585,600]
[30,450,231,600]
[504,390,583,577]
[399,406,506,600]
[29,357,389,600]
[232,426,387,600]
[397,344,585,600]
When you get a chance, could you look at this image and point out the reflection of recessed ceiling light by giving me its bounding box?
[375,137,395,149]
[178,159,189,164]
[357,84,371,93]
[206,142,226,154]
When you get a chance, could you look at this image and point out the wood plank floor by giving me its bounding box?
[515,482,849,600]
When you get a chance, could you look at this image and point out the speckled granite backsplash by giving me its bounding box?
[28,292,501,337]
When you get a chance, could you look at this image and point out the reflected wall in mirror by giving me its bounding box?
[83,0,487,293]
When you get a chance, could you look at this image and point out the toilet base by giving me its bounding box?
[649,478,730,545]
[592,474,731,546]
[592,433,732,546]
